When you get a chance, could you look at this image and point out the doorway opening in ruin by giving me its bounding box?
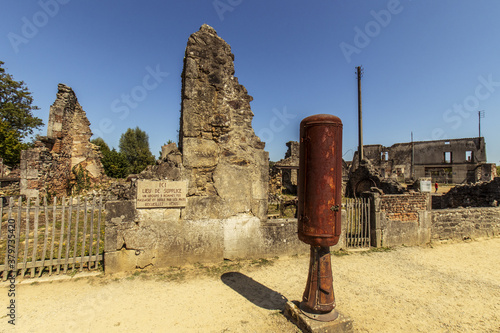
[425,167,452,183]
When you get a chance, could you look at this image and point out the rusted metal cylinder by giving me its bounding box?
[297,114,342,320]
[297,114,343,247]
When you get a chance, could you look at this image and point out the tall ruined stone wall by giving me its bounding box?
[47,84,104,177]
[20,84,105,197]
[105,25,274,272]
[180,24,268,221]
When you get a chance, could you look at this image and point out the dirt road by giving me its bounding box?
[1,238,499,332]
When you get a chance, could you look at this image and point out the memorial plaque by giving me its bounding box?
[420,179,432,193]
[136,180,187,208]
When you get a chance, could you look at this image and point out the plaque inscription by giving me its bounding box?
[136,180,187,208]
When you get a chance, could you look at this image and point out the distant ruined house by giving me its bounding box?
[274,141,349,195]
[274,141,299,194]
[20,84,105,198]
[351,137,495,184]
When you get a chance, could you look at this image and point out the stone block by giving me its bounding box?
[182,137,219,168]
[181,219,224,263]
[105,200,136,224]
[223,214,263,259]
[104,249,137,274]
[183,196,223,220]
[104,225,119,252]
[284,301,354,333]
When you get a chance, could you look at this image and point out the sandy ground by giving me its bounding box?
[1,238,499,333]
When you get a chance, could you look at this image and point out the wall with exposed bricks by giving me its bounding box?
[380,192,430,222]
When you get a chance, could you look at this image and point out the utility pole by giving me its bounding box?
[478,110,485,138]
[411,132,414,180]
[357,66,363,164]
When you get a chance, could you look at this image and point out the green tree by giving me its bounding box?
[497,166,500,178]
[0,122,32,165]
[91,137,110,155]
[0,61,43,165]
[119,127,156,174]
[103,148,130,178]
[91,137,130,178]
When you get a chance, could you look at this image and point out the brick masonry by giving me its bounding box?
[380,192,429,222]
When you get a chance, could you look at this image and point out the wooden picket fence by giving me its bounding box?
[0,196,104,280]
[343,197,371,248]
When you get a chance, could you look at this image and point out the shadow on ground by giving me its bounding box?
[221,272,288,310]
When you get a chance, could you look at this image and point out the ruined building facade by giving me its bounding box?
[351,137,495,184]
[274,141,349,195]
[274,141,299,194]
[20,84,105,197]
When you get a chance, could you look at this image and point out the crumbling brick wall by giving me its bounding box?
[380,192,430,222]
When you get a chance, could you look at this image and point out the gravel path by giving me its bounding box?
[1,238,499,332]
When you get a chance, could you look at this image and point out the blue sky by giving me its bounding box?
[1,0,499,163]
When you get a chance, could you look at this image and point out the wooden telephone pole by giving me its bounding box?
[478,110,485,138]
[357,66,364,164]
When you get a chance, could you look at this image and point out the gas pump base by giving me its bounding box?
[285,301,354,333]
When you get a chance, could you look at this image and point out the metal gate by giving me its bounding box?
[0,196,104,280]
[343,197,371,248]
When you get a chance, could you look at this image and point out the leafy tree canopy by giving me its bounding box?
[91,137,130,179]
[91,137,110,155]
[118,127,156,174]
[0,61,43,165]
[103,148,130,179]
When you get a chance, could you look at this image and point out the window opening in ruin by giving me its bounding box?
[381,151,388,161]
[444,151,452,163]
[444,141,450,145]
[466,151,473,162]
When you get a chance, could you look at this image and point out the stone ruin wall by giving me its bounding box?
[431,207,500,241]
[179,24,268,222]
[105,25,301,273]
[20,84,105,198]
[440,177,500,209]
[274,141,299,195]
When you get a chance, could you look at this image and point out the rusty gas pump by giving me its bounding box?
[297,114,342,322]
